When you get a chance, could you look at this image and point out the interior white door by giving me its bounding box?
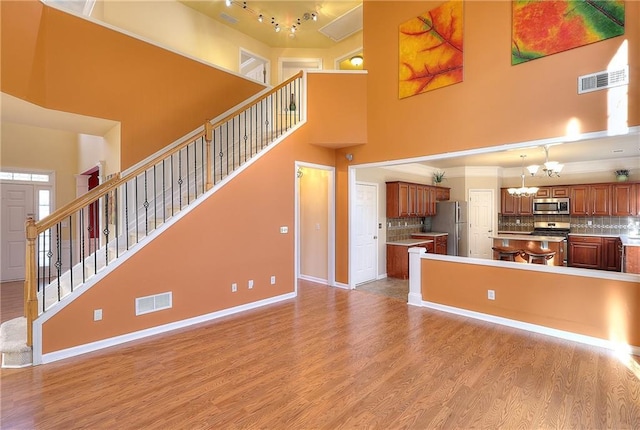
[354,183,377,285]
[468,189,494,259]
[1,183,34,281]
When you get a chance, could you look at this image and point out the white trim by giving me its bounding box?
[347,165,357,289]
[421,301,640,356]
[377,273,388,280]
[32,120,306,364]
[239,47,270,85]
[294,161,336,288]
[333,282,350,290]
[278,57,323,83]
[349,126,640,170]
[38,292,297,365]
[298,274,328,285]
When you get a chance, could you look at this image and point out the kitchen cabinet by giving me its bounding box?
[387,241,432,279]
[535,186,570,198]
[570,184,611,216]
[435,187,450,201]
[602,237,622,272]
[411,234,448,255]
[500,189,533,215]
[611,183,638,216]
[568,235,621,271]
[386,181,441,218]
[568,236,602,269]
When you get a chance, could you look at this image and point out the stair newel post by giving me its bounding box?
[24,216,38,347]
[205,120,213,191]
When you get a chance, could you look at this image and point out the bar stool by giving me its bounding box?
[492,246,521,262]
[520,248,556,265]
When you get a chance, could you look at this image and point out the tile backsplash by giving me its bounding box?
[387,217,432,242]
[499,215,640,235]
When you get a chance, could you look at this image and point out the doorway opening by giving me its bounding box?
[240,48,270,84]
[295,162,335,289]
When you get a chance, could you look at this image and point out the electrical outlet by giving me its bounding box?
[231,283,238,292]
[587,220,593,226]
[94,309,103,321]
[270,276,276,285]
[488,290,495,300]
[248,280,254,289]
[516,219,520,224]
[280,226,288,234]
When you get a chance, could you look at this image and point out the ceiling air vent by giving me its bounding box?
[578,66,629,94]
[318,4,363,42]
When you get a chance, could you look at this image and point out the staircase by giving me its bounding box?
[0,72,305,367]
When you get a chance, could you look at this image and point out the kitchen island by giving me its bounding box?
[491,234,565,266]
[621,235,640,274]
[387,239,433,279]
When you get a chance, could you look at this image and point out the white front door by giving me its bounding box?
[354,183,378,285]
[1,183,34,281]
[468,189,494,259]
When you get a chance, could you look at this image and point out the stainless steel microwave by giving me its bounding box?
[533,198,570,215]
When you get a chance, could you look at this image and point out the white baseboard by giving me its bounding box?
[298,274,328,285]
[423,301,640,356]
[377,273,388,280]
[38,291,296,365]
[333,282,350,290]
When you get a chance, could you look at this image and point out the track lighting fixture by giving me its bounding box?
[225,2,318,36]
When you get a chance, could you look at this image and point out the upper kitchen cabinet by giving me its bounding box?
[611,183,639,216]
[535,186,570,198]
[500,188,533,215]
[387,181,445,218]
[570,184,611,216]
[435,187,450,201]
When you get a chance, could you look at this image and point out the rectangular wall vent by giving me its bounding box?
[135,292,172,316]
[578,66,629,94]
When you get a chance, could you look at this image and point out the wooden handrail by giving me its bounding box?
[209,71,303,131]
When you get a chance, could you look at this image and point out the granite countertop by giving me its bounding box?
[497,230,533,235]
[620,235,640,247]
[410,232,448,237]
[491,234,565,243]
[386,239,434,246]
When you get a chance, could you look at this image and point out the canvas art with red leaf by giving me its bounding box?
[399,0,464,99]
[512,0,625,65]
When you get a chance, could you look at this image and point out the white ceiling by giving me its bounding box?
[179,0,362,48]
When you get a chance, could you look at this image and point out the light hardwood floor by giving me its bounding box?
[1,279,639,429]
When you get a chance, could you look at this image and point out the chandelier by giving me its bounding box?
[527,145,564,177]
[508,155,539,197]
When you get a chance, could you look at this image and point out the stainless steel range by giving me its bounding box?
[533,221,571,265]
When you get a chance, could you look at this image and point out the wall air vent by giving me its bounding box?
[136,292,172,316]
[578,66,629,94]
[318,4,363,42]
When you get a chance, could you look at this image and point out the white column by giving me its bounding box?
[408,247,426,306]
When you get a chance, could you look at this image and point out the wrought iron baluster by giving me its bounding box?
[80,207,86,282]
[162,159,166,222]
[170,154,175,216]
[104,194,110,266]
[178,150,183,209]
[56,223,61,301]
[144,170,149,235]
[47,229,53,285]
[125,183,130,250]
[114,187,119,259]
[186,144,190,204]
[153,165,157,227]
[69,215,73,291]
[225,122,229,177]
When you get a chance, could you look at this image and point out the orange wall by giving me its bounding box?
[306,73,368,148]
[355,0,639,164]
[1,0,265,169]
[422,259,640,347]
[42,126,336,354]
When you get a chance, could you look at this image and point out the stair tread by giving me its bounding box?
[0,317,30,352]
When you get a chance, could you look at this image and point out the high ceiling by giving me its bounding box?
[179,1,362,48]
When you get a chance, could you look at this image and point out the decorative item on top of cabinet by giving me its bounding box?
[570,184,611,216]
[535,186,570,198]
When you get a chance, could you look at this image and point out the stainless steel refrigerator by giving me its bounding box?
[431,201,468,256]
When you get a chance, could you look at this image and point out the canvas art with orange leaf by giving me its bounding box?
[512,0,625,65]
[399,0,464,99]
